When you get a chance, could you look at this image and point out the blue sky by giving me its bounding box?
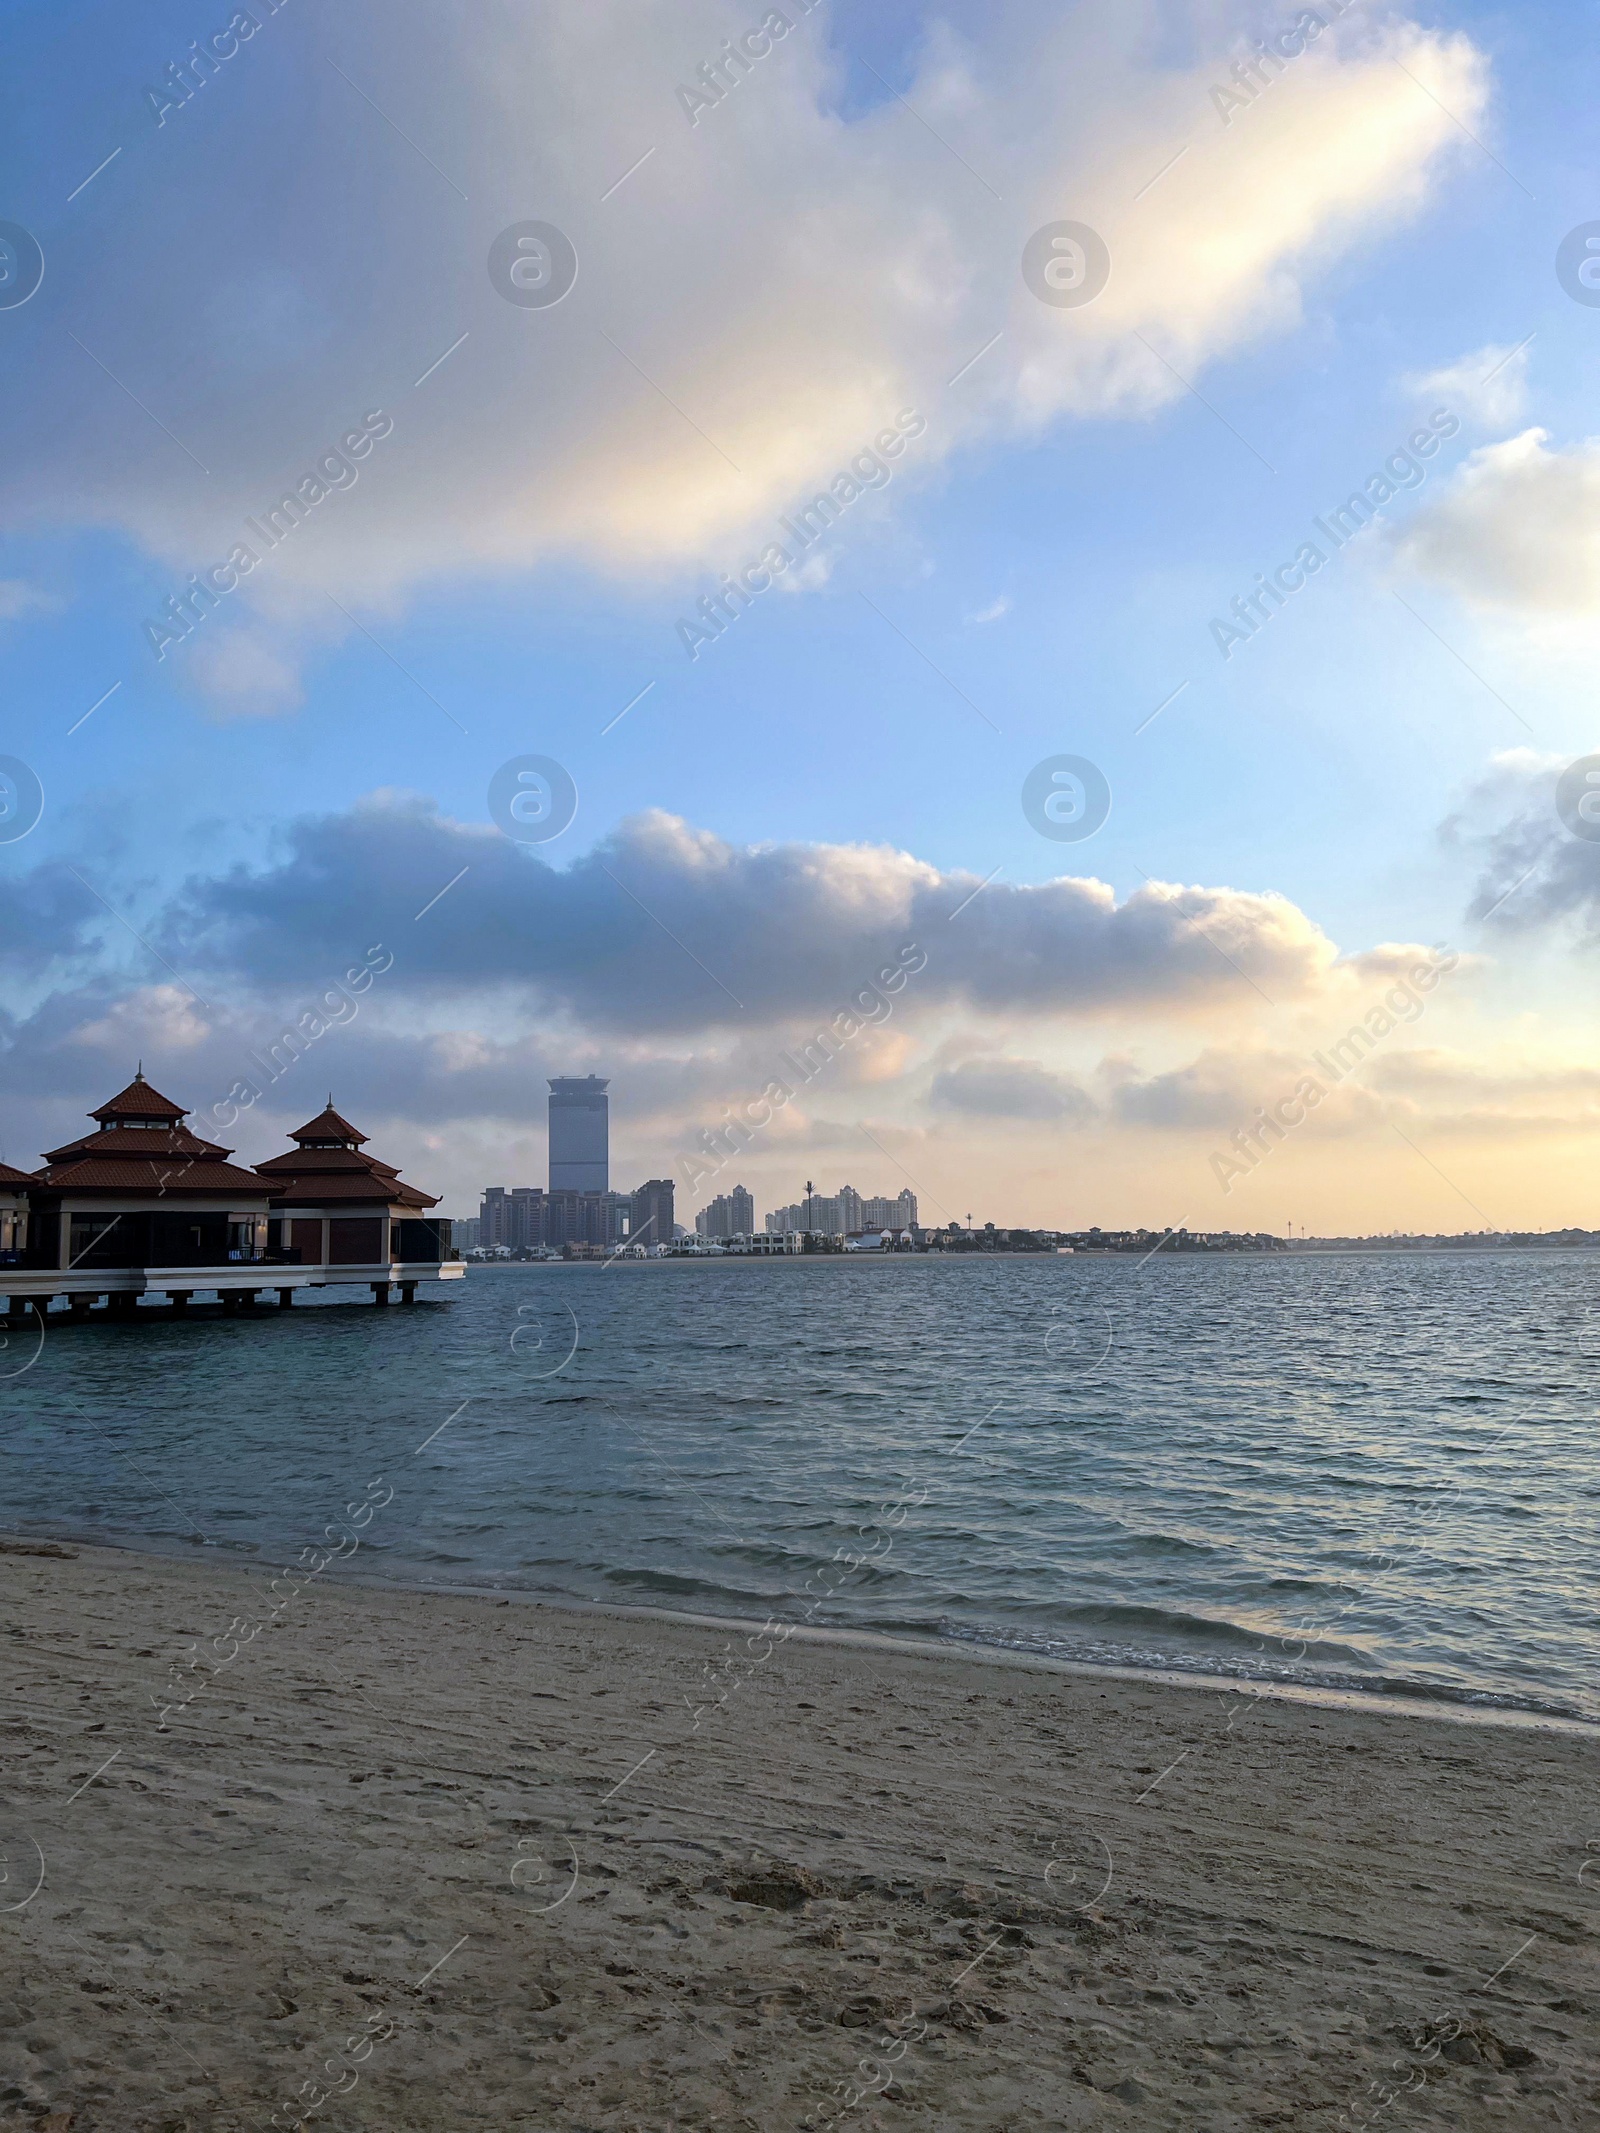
[4,0,1600,1229]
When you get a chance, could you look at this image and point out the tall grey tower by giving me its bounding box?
[548,1076,609,1193]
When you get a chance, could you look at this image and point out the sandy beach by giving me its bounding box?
[1,1539,1594,2131]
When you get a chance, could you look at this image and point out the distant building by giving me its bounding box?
[695,1184,756,1240]
[452,1216,480,1253]
[543,1190,621,1251]
[479,1183,625,1251]
[765,1184,916,1236]
[768,1197,839,1234]
[548,1076,608,1193]
[630,1178,675,1250]
[479,1184,546,1252]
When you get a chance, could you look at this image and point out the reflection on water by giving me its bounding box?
[2,1252,1596,1720]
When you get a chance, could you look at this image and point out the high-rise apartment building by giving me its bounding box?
[480,1183,629,1251]
[479,1185,547,1250]
[765,1185,917,1235]
[696,1184,757,1240]
[630,1178,675,1250]
[548,1076,608,1193]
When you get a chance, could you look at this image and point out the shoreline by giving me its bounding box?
[8,1527,1594,1740]
[2,1535,1593,2128]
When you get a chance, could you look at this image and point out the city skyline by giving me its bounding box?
[3,2,1600,1234]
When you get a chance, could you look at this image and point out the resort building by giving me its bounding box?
[29,1072,274,1275]
[0,1074,460,1316]
[254,1101,451,1272]
[0,1164,35,1263]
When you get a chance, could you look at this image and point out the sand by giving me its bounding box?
[0,1540,1595,2131]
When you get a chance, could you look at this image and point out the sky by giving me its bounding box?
[4,0,1600,1234]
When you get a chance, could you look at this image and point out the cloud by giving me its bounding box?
[1393,429,1600,615]
[159,795,1421,1033]
[185,626,307,721]
[966,595,1011,625]
[4,0,1486,709]
[1405,342,1529,429]
[1443,749,1600,932]
[0,580,59,625]
[0,863,104,975]
[1105,1046,1388,1134]
[929,1055,1094,1121]
[1365,1046,1600,1135]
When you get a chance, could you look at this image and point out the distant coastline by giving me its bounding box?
[1288,1229,1600,1252]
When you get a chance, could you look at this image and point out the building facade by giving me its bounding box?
[630,1178,675,1250]
[478,1184,628,1251]
[479,1185,547,1252]
[548,1076,608,1193]
[695,1184,756,1239]
[0,1165,34,1263]
[765,1185,917,1235]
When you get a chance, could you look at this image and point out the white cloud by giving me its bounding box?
[966,595,1011,624]
[1394,428,1600,615]
[1406,341,1529,429]
[186,626,307,721]
[5,1,1487,711]
[0,580,60,624]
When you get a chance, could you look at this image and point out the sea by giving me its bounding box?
[2,1252,1596,1724]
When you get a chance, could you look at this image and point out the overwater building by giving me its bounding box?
[1,1074,459,1314]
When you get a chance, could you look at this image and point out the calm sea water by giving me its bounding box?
[2,1254,1596,1721]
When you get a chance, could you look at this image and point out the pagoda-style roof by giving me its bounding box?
[90,1072,189,1124]
[35,1153,270,1196]
[0,1161,35,1189]
[287,1102,370,1148]
[35,1077,269,1199]
[255,1100,437,1210]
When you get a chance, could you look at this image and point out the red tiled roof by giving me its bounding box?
[91,1074,188,1123]
[256,1109,437,1209]
[289,1104,369,1145]
[35,1082,261,1196]
[36,1157,270,1196]
[41,1125,233,1165]
[255,1147,402,1178]
[261,1173,436,1208]
[0,1162,35,1188]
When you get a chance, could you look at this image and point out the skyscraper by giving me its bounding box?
[548,1076,608,1193]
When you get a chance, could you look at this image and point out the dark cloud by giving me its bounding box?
[1444,751,1600,932]
[929,1057,1095,1123]
[163,797,1357,1034]
[0,861,104,975]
